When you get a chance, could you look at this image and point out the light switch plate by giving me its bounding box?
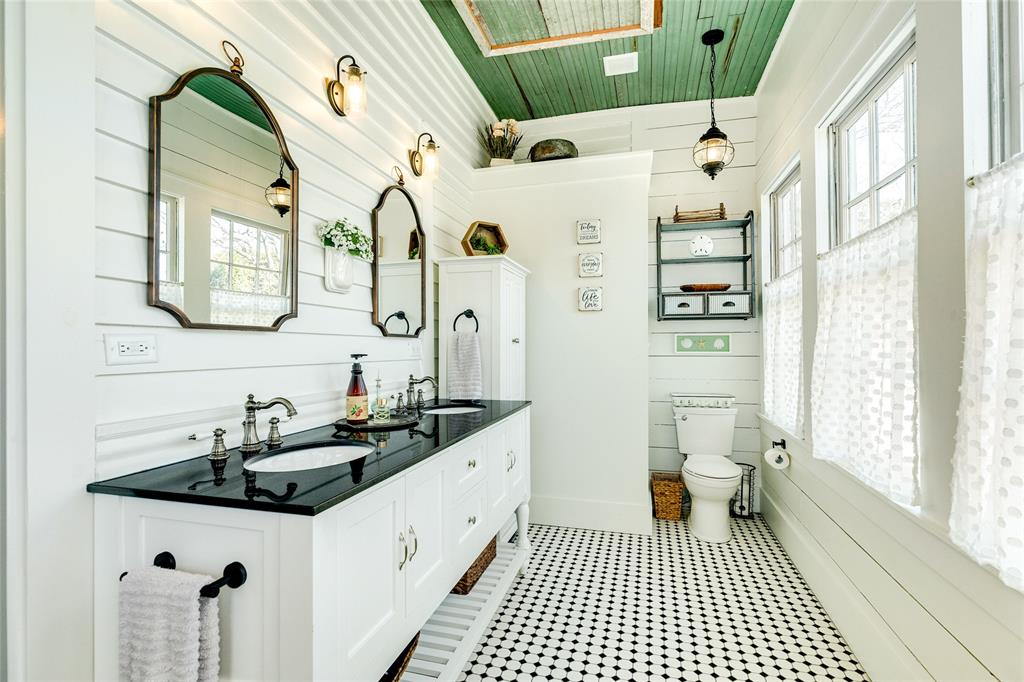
[104,334,158,365]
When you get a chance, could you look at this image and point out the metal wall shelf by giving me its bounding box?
[656,211,756,321]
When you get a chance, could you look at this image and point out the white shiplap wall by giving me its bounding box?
[94,0,494,477]
[512,98,761,477]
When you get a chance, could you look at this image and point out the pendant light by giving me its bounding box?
[326,55,367,117]
[693,29,735,180]
[265,158,292,217]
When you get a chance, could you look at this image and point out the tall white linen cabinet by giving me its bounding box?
[438,255,529,400]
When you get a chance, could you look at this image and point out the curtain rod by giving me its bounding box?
[966,150,1024,187]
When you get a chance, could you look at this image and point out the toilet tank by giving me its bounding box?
[673,405,737,456]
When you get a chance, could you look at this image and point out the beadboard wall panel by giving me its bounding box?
[511,99,761,477]
[92,0,494,478]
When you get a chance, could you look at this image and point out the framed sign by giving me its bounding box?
[576,219,601,244]
[578,252,603,277]
[578,286,603,311]
[674,334,731,353]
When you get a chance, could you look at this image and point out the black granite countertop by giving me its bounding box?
[87,400,530,516]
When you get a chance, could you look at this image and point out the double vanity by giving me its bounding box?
[89,400,532,680]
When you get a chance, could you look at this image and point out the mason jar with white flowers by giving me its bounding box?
[481,119,523,167]
[317,218,373,293]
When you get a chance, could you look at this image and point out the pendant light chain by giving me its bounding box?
[708,42,718,128]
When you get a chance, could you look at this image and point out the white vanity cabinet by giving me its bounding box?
[92,407,531,682]
[438,256,529,400]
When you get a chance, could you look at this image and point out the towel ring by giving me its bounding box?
[453,309,479,333]
[384,311,410,334]
[119,551,247,599]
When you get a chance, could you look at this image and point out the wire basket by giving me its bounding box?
[730,463,756,519]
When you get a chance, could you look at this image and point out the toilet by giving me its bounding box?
[673,393,742,543]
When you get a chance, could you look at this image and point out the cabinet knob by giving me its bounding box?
[512,337,521,344]
[467,458,476,469]
[467,515,477,525]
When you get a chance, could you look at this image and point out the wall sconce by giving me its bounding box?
[692,29,735,180]
[265,158,292,217]
[409,132,440,178]
[326,55,367,117]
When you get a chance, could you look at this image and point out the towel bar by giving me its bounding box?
[119,551,247,598]
[453,309,479,332]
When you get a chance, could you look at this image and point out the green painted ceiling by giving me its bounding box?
[422,0,794,120]
[186,74,272,132]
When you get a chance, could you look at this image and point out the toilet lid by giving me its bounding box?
[683,457,742,480]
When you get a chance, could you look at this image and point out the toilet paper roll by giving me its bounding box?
[764,446,790,470]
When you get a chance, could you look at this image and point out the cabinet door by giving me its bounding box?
[486,421,510,519]
[506,273,526,400]
[507,411,529,503]
[334,479,407,681]
[404,457,448,626]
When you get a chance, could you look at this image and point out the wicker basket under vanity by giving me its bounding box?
[451,536,497,595]
[651,472,685,520]
[379,632,419,682]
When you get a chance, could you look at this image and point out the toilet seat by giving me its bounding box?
[683,456,742,480]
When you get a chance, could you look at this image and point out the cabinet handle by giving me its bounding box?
[408,525,418,561]
[398,532,409,571]
[506,450,513,472]
[467,515,477,525]
[467,458,476,469]
[512,337,521,344]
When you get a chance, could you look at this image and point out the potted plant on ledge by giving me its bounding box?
[482,119,523,167]
[318,217,373,294]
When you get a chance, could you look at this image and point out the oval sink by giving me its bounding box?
[243,443,375,473]
[422,405,485,415]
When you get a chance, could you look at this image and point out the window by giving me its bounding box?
[990,0,1024,162]
[831,44,917,244]
[763,166,805,436]
[770,168,801,279]
[209,211,288,297]
[158,194,182,284]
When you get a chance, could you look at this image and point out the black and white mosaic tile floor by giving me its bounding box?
[459,517,869,681]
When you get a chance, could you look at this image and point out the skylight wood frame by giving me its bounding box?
[454,0,662,57]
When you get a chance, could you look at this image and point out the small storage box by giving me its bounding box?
[662,294,705,316]
[707,291,752,316]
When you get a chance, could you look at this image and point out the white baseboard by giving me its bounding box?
[760,487,930,682]
[530,494,652,536]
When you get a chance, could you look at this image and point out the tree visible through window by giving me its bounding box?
[832,45,917,244]
[209,211,287,297]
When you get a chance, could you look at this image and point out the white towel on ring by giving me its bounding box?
[447,331,483,400]
[119,565,220,682]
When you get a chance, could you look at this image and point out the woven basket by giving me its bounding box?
[451,536,496,595]
[652,472,685,520]
[673,202,727,223]
[379,632,419,682]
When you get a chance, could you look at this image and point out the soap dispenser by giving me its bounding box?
[346,354,369,424]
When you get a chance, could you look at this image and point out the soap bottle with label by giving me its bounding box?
[346,353,369,424]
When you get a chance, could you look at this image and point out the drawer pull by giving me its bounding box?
[408,525,418,561]
[677,302,691,308]
[722,300,737,307]
[512,337,521,344]
[467,458,477,469]
[467,515,477,525]
[398,532,409,571]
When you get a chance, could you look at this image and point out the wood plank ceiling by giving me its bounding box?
[421,0,794,121]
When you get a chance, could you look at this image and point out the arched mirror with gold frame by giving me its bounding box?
[371,173,427,338]
[148,43,299,331]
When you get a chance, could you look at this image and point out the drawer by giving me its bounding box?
[444,434,487,503]
[662,293,705,316]
[707,291,751,316]
[449,482,488,566]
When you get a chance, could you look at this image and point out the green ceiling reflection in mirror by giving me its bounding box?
[421,0,793,121]
[186,74,273,133]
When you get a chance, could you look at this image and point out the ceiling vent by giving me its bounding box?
[603,52,639,77]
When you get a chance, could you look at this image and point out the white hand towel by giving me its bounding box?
[119,565,219,682]
[448,331,483,400]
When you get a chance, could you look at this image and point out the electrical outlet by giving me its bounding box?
[104,334,158,365]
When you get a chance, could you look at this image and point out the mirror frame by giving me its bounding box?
[148,67,300,331]
[370,183,427,338]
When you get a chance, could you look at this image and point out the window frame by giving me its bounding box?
[829,41,918,247]
[158,193,183,284]
[209,210,290,297]
[990,0,1024,163]
[769,166,802,281]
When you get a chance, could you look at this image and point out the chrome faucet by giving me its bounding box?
[407,375,437,410]
[240,394,298,455]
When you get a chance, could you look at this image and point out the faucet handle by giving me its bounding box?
[266,417,283,448]
[209,428,229,460]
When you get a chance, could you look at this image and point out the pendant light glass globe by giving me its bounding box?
[693,126,735,180]
[265,160,292,217]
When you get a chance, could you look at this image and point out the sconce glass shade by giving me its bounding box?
[693,126,735,180]
[327,57,367,118]
[410,133,440,178]
[265,174,292,217]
